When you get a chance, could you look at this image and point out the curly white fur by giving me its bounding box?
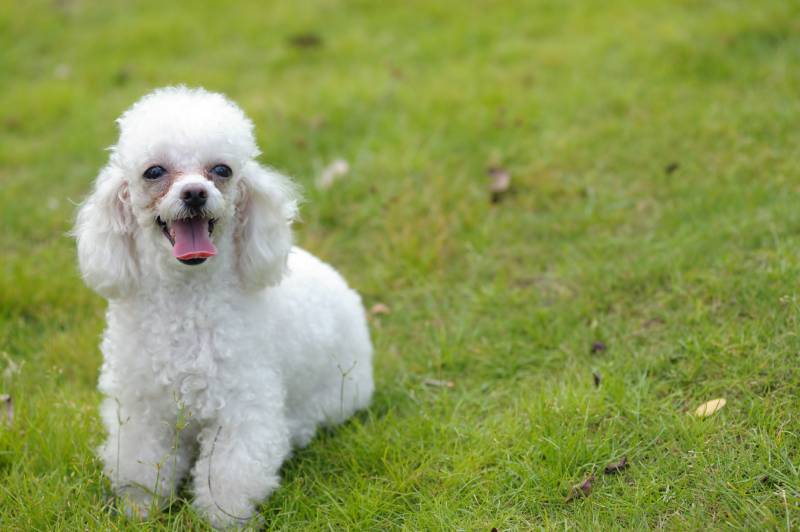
[73,86,373,528]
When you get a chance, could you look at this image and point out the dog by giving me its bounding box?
[74,86,374,528]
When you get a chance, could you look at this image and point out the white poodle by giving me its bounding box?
[74,86,374,528]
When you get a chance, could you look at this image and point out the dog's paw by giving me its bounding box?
[192,498,263,530]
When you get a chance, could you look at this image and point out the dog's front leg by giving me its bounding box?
[191,407,291,529]
[98,397,197,518]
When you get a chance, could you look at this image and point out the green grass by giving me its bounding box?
[2,0,800,529]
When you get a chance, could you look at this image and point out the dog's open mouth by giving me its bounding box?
[157,216,217,265]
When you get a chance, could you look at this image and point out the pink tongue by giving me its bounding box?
[171,218,217,260]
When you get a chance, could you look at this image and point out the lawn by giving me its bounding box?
[2,0,800,529]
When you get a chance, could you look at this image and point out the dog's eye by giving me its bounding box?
[210,164,232,178]
[143,165,167,180]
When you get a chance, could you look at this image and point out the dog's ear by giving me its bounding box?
[234,162,299,290]
[73,164,139,298]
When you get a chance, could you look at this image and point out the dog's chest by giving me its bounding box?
[121,292,244,416]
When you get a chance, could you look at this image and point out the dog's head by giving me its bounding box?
[74,86,298,298]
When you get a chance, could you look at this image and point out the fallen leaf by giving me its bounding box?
[423,378,455,389]
[316,158,350,189]
[592,372,601,388]
[565,472,595,502]
[0,394,12,426]
[287,33,323,48]
[4,117,21,131]
[693,398,726,418]
[487,166,511,203]
[53,63,71,80]
[603,456,628,474]
[590,341,606,354]
[370,303,391,316]
[308,115,326,130]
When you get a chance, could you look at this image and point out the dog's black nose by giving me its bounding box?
[181,187,207,209]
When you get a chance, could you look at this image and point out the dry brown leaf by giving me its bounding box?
[693,398,726,418]
[590,341,606,354]
[0,394,13,426]
[603,456,628,474]
[423,378,455,389]
[370,303,391,316]
[487,166,511,203]
[565,472,595,502]
[54,63,72,80]
[316,158,349,189]
[287,33,323,48]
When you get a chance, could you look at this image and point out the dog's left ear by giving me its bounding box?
[234,162,299,290]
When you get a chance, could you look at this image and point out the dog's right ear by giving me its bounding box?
[73,164,139,299]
